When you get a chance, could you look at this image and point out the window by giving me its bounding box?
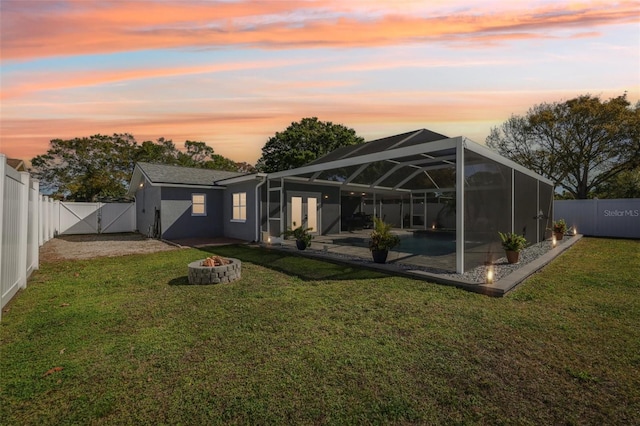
[232,192,246,221]
[192,194,206,216]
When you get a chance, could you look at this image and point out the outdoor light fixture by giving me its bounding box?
[139,182,144,188]
[323,194,329,199]
[573,227,577,236]
[431,224,436,230]
[485,263,494,284]
[552,235,557,248]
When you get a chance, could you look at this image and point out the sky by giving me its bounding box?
[1,0,639,165]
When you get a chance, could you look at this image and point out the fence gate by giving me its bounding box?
[59,202,135,235]
[100,203,136,233]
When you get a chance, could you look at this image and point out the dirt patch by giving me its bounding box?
[40,233,181,262]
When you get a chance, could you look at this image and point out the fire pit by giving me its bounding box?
[188,256,241,284]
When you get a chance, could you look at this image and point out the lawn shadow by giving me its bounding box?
[168,276,190,286]
[193,245,390,282]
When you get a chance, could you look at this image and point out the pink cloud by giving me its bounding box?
[4,87,636,164]
[2,1,638,60]
[0,57,319,100]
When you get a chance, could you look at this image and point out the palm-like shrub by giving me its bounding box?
[369,217,400,252]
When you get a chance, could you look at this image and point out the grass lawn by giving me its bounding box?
[1,238,639,425]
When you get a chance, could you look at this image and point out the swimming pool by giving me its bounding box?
[332,231,458,257]
[397,231,456,256]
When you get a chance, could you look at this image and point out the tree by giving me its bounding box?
[135,138,180,164]
[32,135,253,200]
[31,133,137,201]
[256,117,365,173]
[593,168,640,198]
[486,94,640,199]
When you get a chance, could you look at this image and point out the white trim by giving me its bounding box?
[216,173,267,185]
[456,137,465,274]
[462,137,554,185]
[268,137,458,179]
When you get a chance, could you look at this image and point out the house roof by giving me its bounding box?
[7,158,26,171]
[136,162,245,186]
[127,162,247,196]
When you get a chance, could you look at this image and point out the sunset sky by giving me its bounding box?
[1,0,639,165]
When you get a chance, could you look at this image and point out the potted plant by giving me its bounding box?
[282,222,313,250]
[498,231,528,264]
[552,219,567,240]
[369,217,401,264]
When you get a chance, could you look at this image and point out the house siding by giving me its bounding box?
[135,185,161,237]
[160,187,224,240]
[223,180,261,242]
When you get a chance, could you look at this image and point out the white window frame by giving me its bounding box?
[231,192,247,222]
[192,193,206,216]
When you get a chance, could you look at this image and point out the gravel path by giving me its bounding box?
[39,233,179,262]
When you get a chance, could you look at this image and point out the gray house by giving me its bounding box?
[128,162,252,240]
[128,129,554,273]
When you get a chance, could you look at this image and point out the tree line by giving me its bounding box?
[31,135,255,201]
[29,95,639,201]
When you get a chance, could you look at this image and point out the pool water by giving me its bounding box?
[332,231,458,257]
[398,232,456,256]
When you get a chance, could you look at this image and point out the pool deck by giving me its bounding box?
[266,231,583,297]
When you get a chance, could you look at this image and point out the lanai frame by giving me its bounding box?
[263,132,554,274]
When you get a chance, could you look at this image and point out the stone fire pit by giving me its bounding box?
[188,256,241,284]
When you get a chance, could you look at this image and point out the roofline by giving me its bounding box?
[128,163,241,196]
[268,136,553,187]
[215,173,267,185]
[150,182,225,190]
[462,137,554,186]
[268,136,459,179]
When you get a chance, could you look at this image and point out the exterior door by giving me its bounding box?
[288,193,320,234]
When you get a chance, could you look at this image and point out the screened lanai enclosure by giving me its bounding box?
[262,129,554,274]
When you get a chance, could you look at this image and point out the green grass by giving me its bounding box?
[1,238,639,425]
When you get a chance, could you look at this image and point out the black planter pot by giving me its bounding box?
[296,240,308,250]
[371,249,389,264]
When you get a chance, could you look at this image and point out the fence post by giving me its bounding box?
[18,172,29,289]
[50,198,56,239]
[53,199,60,236]
[39,194,44,246]
[0,155,6,322]
[30,180,40,272]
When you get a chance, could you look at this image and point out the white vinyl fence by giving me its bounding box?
[555,199,640,238]
[58,202,135,235]
[1,154,137,320]
[1,154,48,321]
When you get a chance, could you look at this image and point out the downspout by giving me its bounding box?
[255,174,267,242]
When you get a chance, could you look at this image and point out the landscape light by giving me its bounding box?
[552,235,557,248]
[485,263,494,284]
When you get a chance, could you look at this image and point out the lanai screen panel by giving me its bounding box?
[514,170,539,243]
[463,149,512,271]
[538,181,554,241]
